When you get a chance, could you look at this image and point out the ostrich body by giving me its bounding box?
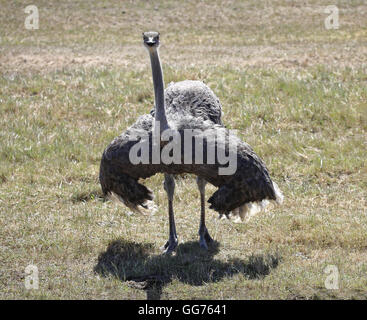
[158,79,224,252]
[145,31,223,253]
[99,32,283,254]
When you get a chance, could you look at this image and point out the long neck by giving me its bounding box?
[149,49,169,133]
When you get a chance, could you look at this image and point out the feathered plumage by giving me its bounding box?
[99,31,283,253]
[99,105,282,214]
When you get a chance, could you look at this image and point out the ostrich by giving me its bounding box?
[99,32,283,254]
[143,31,224,253]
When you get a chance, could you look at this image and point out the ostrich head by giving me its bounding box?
[143,31,160,51]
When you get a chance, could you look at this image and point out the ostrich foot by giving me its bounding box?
[199,228,213,250]
[161,237,178,255]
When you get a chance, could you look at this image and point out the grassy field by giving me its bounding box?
[0,0,366,300]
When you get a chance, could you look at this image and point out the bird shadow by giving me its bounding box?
[94,239,280,300]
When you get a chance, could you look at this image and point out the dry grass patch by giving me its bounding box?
[0,0,366,300]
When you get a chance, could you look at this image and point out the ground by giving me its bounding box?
[0,0,366,299]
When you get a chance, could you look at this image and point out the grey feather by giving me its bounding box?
[100,108,278,214]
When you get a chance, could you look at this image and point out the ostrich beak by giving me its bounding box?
[145,37,156,46]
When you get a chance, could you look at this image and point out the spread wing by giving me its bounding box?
[99,115,278,214]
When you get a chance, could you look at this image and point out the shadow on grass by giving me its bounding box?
[94,239,280,300]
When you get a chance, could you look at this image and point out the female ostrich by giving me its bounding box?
[143,31,223,253]
[99,32,283,254]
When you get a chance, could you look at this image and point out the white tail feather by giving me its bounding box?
[229,181,284,223]
[110,192,157,216]
[273,181,284,205]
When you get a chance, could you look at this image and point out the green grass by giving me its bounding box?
[0,0,366,300]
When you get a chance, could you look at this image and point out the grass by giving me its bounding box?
[0,0,366,299]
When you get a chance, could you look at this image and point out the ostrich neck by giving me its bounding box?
[149,49,169,133]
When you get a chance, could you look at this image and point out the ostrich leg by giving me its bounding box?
[161,173,178,254]
[196,177,213,249]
